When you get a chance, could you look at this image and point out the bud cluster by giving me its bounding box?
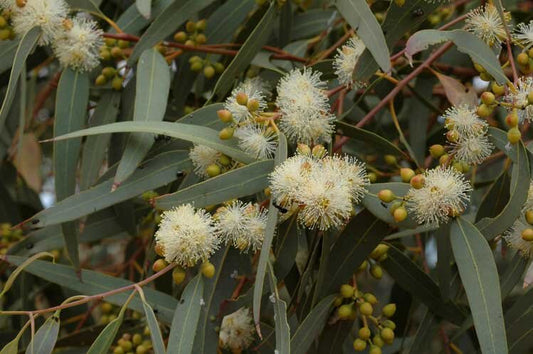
[111,329,153,354]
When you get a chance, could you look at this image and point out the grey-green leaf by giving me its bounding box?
[49,121,256,164]
[87,299,129,354]
[334,0,391,73]
[167,274,204,354]
[25,312,60,354]
[450,217,508,354]
[405,29,508,84]
[115,49,170,186]
[136,0,151,18]
[140,296,166,354]
[0,27,40,134]
[155,159,273,209]
[128,0,217,64]
[25,150,191,227]
[267,262,290,354]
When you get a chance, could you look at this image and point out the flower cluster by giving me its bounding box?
[189,144,234,179]
[464,4,509,47]
[443,105,493,165]
[514,20,533,50]
[269,146,369,230]
[214,200,267,253]
[504,77,533,121]
[219,307,255,351]
[406,166,472,225]
[0,0,103,72]
[154,204,219,268]
[504,181,533,258]
[333,35,365,87]
[276,68,335,144]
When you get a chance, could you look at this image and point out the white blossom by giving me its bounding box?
[451,133,493,165]
[154,204,219,267]
[52,17,103,72]
[505,77,533,121]
[504,219,533,258]
[189,145,221,178]
[333,36,365,87]
[443,105,487,136]
[12,0,68,45]
[406,166,472,225]
[514,20,533,49]
[235,124,277,159]
[465,4,509,46]
[219,307,255,351]
[224,77,267,123]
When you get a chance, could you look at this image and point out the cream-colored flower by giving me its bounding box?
[189,145,221,178]
[53,17,103,72]
[219,307,255,351]
[504,219,533,258]
[154,204,219,267]
[451,133,493,165]
[406,166,472,225]
[465,4,509,47]
[514,21,533,49]
[235,124,277,159]
[333,36,365,87]
[443,105,488,136]
[505,77,533,121]
[12,0,68,45]
[224,77,267,123]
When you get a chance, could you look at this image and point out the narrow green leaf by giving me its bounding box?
[334,0,391,72]
[206,0,255,44]
[435,223,452,302]
[475,170,510,222]
[267,263,290,354]
[136,0,151,18]
[4,256,178,325]
[0,252,54,298]
[80,92,121,190]
[25,311,60,354]
[139,293,166,354]
[323,209,389,296]
[211,1,277,100]
[450,217,508,354]
[408,309,438,354]
[500,252,529,298]
[167,274,204,354]
[87,292,136,354]
[290,294,335,354]
[0,39,19,75]
[405,29,508,84]
[476,128,530,240]
[292,9,336,40]
[66,0,103,14]
[49,121,256,164]
[129,0,217,64]
[381,245,465,325]
[155,160,274,209]
[0,337,19,354]
[176,103,225,129]
[115,0,173,34]
[115,49,170,186]
[26,151,191,227]
[0,27,40,133]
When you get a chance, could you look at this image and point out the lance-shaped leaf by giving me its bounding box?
[26,311,60,354]
[155,160,274,209]
[114,49,170,187]
[129,0,217,63]
[115,0,173,35]
[267,262,290,354]
[450,217,508,354]
[167,275,204,354]
[334,0,390,73]
[405,29,508,84]
[4,256,178,325]
[136,0,151,18]
[47,121,256,164]
[0,27,40,132]
[0,38,20,74]
[24,151,191,227]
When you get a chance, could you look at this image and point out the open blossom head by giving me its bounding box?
[269,154,316,209]
[505,77,533,121]
[333,36,365,87]
[451,133,493,165]
[322,155,369,202]
[53,17,103,72]
[224,78,267,123]
[443,105,487,136]
[521,181,533,213]
[514,21,533,49]
[464,4,509,46]
[214,201,267,253]
[219,307,255,351]
[276,68,335,144]
[154,204,219,267]
[406,166,472,225]
[235,124,277,159]
[504,219,533,258]
[12,0,68,45]
[189,145,221,178]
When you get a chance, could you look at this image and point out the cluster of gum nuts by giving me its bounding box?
[0,9,15,40]
[152,246,216,285]
[377,169,423,223]
[111,329,153,354]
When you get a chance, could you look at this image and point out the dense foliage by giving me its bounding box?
[1,0,533,353]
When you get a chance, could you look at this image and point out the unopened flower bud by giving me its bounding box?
[201,261,215,278]
[400,168,415,182]
[382,303,396,317]
[429,144,445,158]
[217,109,233,123]
[410,174,425,189]
[507,127,521,144]
[378,189,395,203]
[236,92,248,106]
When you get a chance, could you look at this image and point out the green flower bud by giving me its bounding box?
[392,207,407,223]
[400,168,415,183]
[340,284,355,298]
[384,155,397,165]
[201,261,215,278]
[219,127,234,140]
[521,228,533,241]
[378,189,395,203]
[206,164,221,177]
[358,326,371,340]
[381,327,395,344]
[507,127,521,144]
[172,267,186,285]
[359,302,373,316]
[382,303,396,317]
[353,338,367,351]
[337,304,353,319]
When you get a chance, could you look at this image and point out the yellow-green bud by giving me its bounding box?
[214,62,225,74]
[392,207,407,223]
[190,61,203,72]
[517,52,529,66]
[174,31,187,43]
[206,164,221,177]
[296,143,311,156]
[410,174,425,189]
[333,296,343,307]
[95,74,107,86]
[383,319,396,330]
[384,154,397,165]
[196,33,207,45]
[219,154,231,166]
[203,65,215,79]
[479,72,492,81]
[201,261,215,278]
[136,345,147,354]
[528,91,533,105]
[0,28,10,40]
[312,145,327,158]
[521,228,533,241]
[378,189,395,203]
[196,19,207,31]
[439,154,450,165]
[400,168,415,183]
[219,127,234,140]
[117,40,129,49]
[100,49,111,61]
[491,82,505,96]
[368,172,377,183]
[429,144,445,158]
[188,55,202,63]
[217,109,233,123]
[353,338,367,351]
[359,326,371,340]
[104,38,116,46]
[452,162,463,173]
[446,130,459,143]
[505,110,519,128]
[369,345,382,354]
[0,16,7,29]
[102,67,116,79]
[132,334,142,346]
[337,304,353,319]
[111,76,123,91]
[236,92,248,106]
[526,210,533,225]
[507,127,521,144]
[111,46,123,58]
[370,244,389,260]
[476,103,492,117]
[394,0,405,6]
[173,267,186,285]
[381,328,395,344]
[473,63,485,73]
[363,292,378,305]
[247,99,260,112]
[185,21,196,33]
[358,260,368,271]
[340,284,354,298]
[481,91,495,105]
[359,302,373,316]
[372,335,384,348]
[120,340,133,351]
[152,259,168,272]
[382,303,396,317]
[113,346,125,354]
